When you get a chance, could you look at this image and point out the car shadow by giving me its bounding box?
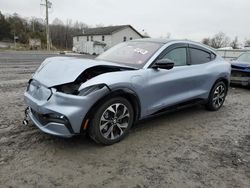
[230,84,250,90]
[132,104,205,131]
[46,104,207,149]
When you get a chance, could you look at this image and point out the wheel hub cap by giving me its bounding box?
[212,84,226,109]
[99,103,130,140]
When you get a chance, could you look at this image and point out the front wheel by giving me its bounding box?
[88,97,134,145]
[206,81,228,111]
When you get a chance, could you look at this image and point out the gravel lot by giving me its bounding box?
[0,51,249,188]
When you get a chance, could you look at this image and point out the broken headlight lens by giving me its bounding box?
[78,84,106,96]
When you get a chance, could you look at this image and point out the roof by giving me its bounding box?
[132,38,175,44]
[75,25,143,37]
[132,38,218,54]
[133,38,211,45]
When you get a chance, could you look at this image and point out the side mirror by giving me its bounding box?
[152,58,175,70]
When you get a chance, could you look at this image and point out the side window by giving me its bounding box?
[190,48,212,65]
[163,48,187,66]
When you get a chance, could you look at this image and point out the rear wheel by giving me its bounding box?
[206,81,227,111]
[88,97,134,145]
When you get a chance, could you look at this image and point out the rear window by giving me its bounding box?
[190,48,213,65]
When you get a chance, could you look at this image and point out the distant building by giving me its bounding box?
[73,25,143,55]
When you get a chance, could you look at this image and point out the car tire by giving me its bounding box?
[88,97,134,145]
[206,81,227,111]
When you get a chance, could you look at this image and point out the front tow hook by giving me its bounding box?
[22,107,30,126]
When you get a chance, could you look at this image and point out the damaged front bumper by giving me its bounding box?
[24,107,74,137]
[230,76,250,86]
[24,80,110,137]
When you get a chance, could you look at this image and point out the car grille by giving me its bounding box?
[231,70,250,77]
[31,109,48,126]
[31,109,71,128]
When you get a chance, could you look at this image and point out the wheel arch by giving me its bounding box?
[206,77,228,111]
[209,77,229,96]
[215,77,229,87]
[209,77,229,94]
[80,88,141,133]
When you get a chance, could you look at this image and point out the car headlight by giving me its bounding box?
[78,84,106,96]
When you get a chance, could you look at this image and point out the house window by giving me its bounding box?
[91,36,93,41]
[77,36,79,42]
[130,37,133,40]
[123,36,127,42]
[87,36,89,41]
[102,36,105,41]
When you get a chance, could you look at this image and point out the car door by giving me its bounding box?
[187,44,217,95]
[144,43,212,115]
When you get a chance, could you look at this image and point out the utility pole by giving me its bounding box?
[45,0,50,51]
[41,0,52,51]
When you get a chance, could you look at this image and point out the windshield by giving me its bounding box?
[96,41,163,68]
[237,53,250,62]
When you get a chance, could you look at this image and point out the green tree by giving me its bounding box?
[0,11,12,40]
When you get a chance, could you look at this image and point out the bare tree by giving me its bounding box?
[245,39,250,47]
[230,36,239,49]
[52,18,64,25]
[201,33,231,48]
[0,12,89,49]
[202,37,211,46]
[210,32,231,49]
[50,18,89,49]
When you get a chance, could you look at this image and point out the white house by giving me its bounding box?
[73,25,143,55]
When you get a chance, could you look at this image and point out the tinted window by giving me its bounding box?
[163,48,187,66]
[190,48,211,64]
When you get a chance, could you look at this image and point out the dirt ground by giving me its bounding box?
[0,51,249,188]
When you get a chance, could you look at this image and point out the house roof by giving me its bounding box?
[75,25,143,37]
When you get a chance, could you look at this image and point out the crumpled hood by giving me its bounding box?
[32,57,131,87]
[231,60,250,68]
[230,61,250,74]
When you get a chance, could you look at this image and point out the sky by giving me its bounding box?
[1,0,250,42]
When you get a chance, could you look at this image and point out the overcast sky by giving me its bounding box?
[1,0,250,42]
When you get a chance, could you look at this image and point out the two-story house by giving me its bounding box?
[73,25,143,55]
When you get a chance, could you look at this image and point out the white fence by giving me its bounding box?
[216,49,250,61]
